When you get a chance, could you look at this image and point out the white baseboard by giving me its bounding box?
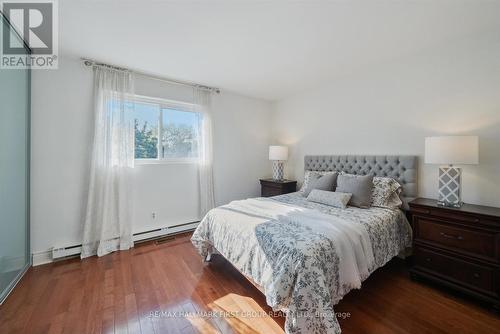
[31,222,198,267]
[32,250,53,266]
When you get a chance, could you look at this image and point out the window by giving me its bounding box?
[133,95,201,162]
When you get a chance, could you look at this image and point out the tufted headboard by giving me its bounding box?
[304,155,418,208]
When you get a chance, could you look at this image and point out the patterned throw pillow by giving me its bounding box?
[371,176,403,209]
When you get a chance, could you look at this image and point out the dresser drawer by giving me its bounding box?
[260,179,297,198]
[261,187,283,197]
[423,208,499,226]
[414,217,498,261]
[414,247,497,295]
[411,204,500,227]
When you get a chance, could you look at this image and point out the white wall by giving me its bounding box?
[31,56,272,254]
[272,31,500,207]
[30,26,500,256]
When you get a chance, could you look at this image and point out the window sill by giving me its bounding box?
[135,159,200,165]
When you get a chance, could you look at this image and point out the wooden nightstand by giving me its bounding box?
[409,198,500,311]
[259,179,297,197]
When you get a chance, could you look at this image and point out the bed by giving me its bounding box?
[191,155,417,334]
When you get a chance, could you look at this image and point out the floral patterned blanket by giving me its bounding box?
[191,193,412,334]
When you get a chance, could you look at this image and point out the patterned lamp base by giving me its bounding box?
[437,166,462,208]
[272,161,285,181]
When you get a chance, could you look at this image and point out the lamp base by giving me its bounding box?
[272,161,285,181]
[437,200,463,208]
[437,166,462,208]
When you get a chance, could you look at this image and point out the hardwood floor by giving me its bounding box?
[1,232,499,334]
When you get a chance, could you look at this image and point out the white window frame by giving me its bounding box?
[133,94,201,165]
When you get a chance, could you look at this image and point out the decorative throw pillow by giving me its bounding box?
[303,172,338,196]
[371,177,403,209]
[307,189,352,209]
[336,174,374,208]
[300,170,337,193]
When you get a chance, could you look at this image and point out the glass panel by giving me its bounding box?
[0,15,31,303]
[161,108,200,159]
[134,102,159,159]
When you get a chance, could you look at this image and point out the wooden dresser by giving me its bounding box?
[409,198,500,311]
[259,179,297,197]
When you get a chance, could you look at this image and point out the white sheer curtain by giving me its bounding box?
[194,87,215,217]
[81,66,135,258]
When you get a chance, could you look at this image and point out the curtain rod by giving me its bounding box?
[81,57,220,94]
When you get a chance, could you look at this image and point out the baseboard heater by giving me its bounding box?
[51,221,199,260]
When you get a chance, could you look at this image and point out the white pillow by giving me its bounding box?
[307,189,352,209]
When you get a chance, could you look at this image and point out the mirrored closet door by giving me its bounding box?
[0,14,31,304]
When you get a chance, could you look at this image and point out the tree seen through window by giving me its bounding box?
[133,99,200,160]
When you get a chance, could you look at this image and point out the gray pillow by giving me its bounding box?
[303,172,338,197]
[336,174,374,208]
[307,189,352,209]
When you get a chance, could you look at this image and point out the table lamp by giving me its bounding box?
[425,136,479,207]
[269,146,288,181]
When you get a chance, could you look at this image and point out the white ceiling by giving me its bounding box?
[60,0,500,101]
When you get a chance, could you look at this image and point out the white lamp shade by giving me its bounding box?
[269,145,288,161]
[425,136,479,165]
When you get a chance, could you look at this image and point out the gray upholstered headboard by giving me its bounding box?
[304,155,417,208]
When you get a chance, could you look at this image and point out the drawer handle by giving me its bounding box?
[473,273,481,279]
[440,232,464,240]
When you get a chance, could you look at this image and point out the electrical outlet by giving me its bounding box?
[151,212,157,219]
